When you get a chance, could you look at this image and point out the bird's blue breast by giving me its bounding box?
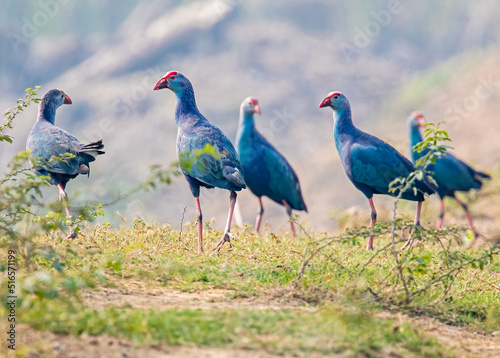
[237,136,272,198]
[237,123,306,210]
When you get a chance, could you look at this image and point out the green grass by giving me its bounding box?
[20,298,445,357]
[1,216,499,356]
[2,172,500,356]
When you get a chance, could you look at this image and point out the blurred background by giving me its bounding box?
[1,0,499,232]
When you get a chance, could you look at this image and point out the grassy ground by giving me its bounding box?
[1,206,500,357]
[1,166,499,357]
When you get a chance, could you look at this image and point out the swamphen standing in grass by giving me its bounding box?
[319,92,434,250]
[408,112,490,245]
[26,89,104,238]
[153,71,246,253]
[235,97,307,236]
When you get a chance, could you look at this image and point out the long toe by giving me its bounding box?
[401,239,413,250]
[213,232,236,252]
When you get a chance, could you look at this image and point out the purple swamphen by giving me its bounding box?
[153,71,246,253]
[319,92,434,250]
[235,97,307,236]
[26,89,104,238]
[408,112,490,245]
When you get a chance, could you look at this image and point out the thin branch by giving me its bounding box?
[391,194,410,302]
[178,206,187,241]
[472,273,500,292]
[409,247,500,299]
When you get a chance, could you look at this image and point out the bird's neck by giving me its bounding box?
[174,85,201,125]
[236,110,256,139]
[333,107,354,134]
[333,106,355,136]
[332,107,355,154]
[409,126,427,162]
[409,125,424,147]
[37,101,56,125]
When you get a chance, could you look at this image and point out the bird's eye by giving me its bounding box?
[333,95,339,100]
[170,75,176,80]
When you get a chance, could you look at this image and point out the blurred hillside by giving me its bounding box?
[1,0,499,231]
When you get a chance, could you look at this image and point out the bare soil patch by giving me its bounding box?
[378,312,500,358]
[81,287,500,357]
[6,324,281,358]
[82,285,314,311]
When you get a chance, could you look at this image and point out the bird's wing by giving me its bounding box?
[178,123,245,190]
[433,153,486,191]
[27,124,94,175]
[349,141,412,194]
[218,131,246,188]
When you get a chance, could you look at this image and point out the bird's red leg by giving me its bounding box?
[255,197,264,233]
[224,192,237,233]
[366,198,377,250]
[401,201,423,250]
[195,197,204,253]
[214,191,237,251]
[57,184,76,239]
[282,200,296,237]
[454,197,479,246]
[436,198,445,229]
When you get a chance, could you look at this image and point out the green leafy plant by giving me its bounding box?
[1,86,41,143]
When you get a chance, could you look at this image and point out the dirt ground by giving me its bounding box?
[81,285,315,312]
[378,312,500,358]
[7,324,283,358]
[3,286,499,358]
[43,286,498,358]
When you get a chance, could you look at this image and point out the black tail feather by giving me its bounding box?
[475,170,491,180]
[82,139,105,155]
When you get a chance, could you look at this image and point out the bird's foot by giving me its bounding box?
[213,232,235,252]
[401,223,424,250]
[400,239,413,250]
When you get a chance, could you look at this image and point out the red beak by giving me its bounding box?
[64,94,72,105]
[153,77,168,91]
[319,97,330,108]
[254,104,261,115]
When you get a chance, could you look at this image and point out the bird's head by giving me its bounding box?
[241,97,261,116]
[408,111,426,129]
[319,91,349,110]
[42,89,72,108]
[153,71,189,93]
